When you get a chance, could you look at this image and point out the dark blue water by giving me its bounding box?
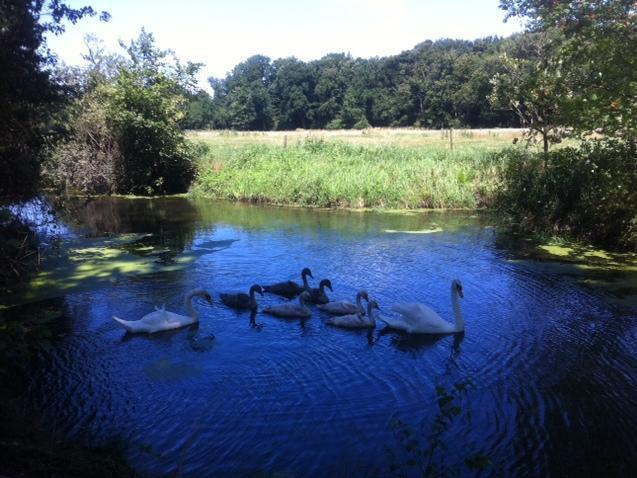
[19,198,637,477]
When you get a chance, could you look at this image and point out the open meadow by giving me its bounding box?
[189,128,526,209]
[189,127,525,149]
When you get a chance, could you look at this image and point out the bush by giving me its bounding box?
[48,69,198,196]
[496,139,637,250]
[47,88,122,194]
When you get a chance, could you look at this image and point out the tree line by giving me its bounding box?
[189,36,525,131]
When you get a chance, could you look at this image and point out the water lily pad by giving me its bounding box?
[384,227,443,234]
[2,234,236,307]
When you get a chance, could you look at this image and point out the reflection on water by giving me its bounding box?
[9,197,637,477]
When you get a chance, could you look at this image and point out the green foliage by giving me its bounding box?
[48,29,201,195]
[490,31,567,152]
[500,0,637,141]
[386,380,491,477]
[0,0,108,198]
[0,207,43,291]
[496,139,637,250]
[207,39,517,131]
[193,140,506,209]
[106,69,196,194]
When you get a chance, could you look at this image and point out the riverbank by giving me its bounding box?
[190,131,636,251]
[192,139,507,209]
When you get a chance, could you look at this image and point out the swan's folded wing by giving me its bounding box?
[140,309,186,328]
[318,301,357,315]
[391,302,438,326]
[376,313,409,331]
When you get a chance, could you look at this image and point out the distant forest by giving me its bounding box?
[186,36,531,131]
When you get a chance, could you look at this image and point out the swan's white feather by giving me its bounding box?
[389,302,457,334]
[112,290,209,334]
[376,313,412,332]
[113,310,196,334]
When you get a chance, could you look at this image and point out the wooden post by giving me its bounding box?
[283,134,288,148]
[449,127,453,151]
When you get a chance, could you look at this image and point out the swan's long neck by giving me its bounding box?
[451,285,464,332]
[249,287,258,307]
[356,293,363,313]
[302,272,310,289]
[184,291,200,320]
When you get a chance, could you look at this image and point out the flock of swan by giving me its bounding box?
[112,267,465,335]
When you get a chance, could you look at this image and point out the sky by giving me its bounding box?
[46,0,525,90]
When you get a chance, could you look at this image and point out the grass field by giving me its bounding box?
[189,127,524,150]
[189,128,524,209]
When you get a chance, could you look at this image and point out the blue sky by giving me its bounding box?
[47,0,524,88]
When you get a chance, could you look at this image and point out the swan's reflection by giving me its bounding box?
[376,326,465,357]
[249,310,264,330]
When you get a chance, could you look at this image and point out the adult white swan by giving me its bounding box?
[318,290,368,315]
[326,299,379,329]
[379,279,465,334]
[112,289,213,333]
[263,291,312,318]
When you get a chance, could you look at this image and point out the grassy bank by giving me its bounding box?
[192,138,508,209]
[190,129,636,250]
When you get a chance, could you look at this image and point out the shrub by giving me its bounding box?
[496,139,637,250]
[47,88,122,194]
[48,69,198,196]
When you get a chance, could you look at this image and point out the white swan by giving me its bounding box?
[379,279,465,334]
[326,299,379,329]
[112,289,213,333]
[318,290,368,316]
[263,291,312,318]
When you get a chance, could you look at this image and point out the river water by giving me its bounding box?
[11,197,637,477]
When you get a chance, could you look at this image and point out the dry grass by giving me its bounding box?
[188,127,525,150]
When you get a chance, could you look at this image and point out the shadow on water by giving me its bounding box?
[493,228,637,309]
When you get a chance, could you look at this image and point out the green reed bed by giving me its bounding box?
[192,139,506,209]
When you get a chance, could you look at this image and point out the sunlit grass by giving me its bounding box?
[188,127,524,149]
[191,137,511,209]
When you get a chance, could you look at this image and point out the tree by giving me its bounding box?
[0,0,108,197]
[490,32,566,153]
[500,0,637,141]
[270,57,314,129]
[48,29,199,195]
[209,55,274,130]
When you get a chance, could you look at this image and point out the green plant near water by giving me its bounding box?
[192,139,507,209]
[385,380,491,477]
[496,139,637,251]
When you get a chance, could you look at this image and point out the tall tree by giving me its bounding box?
[0,0,108,197]
[490,31,566,152]
[500,0,637,141]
